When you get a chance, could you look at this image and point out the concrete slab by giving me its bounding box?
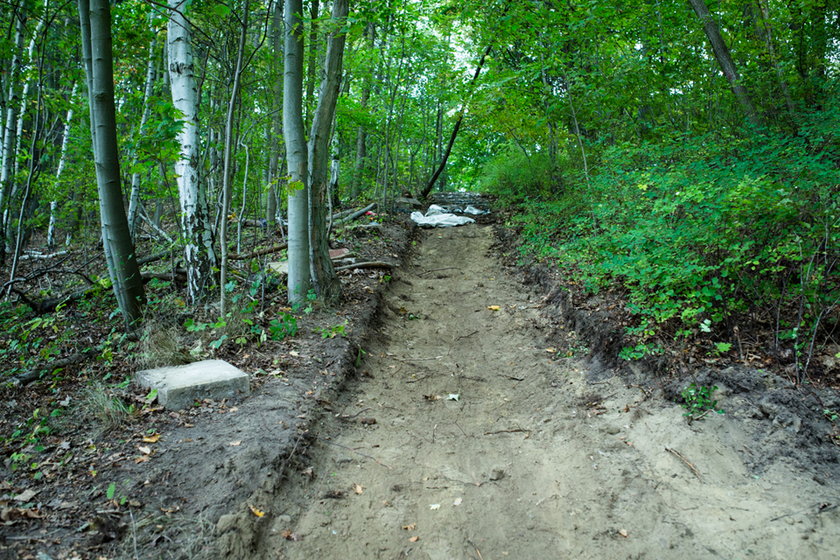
[135,359,250,410]
[268,261,288,276]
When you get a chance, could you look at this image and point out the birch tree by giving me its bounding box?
[168,0,216,303]
[0,16,24,263]
[47,84,77,249]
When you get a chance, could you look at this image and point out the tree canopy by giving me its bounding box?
[0,0,837,377]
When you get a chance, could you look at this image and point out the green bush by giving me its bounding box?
[498,126,839,377]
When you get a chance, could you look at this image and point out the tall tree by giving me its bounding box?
[219,0,250,316]
[420,41,492,198]
[0,15,25,264]
[284,0,311,305]
[687,0,762,126]
[307,0,348,303]
[168,0,216,303]
[78,0,145,327]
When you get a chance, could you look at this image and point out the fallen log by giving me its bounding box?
[334,203,377,225]
[141,270,187,282]
[229,243,289,261]
[137,250,174,266]
[20,250,69,260]
[12,348,99,385]
[11,286,97,314]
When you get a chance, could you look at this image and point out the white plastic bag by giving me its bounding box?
[410,210,475,228]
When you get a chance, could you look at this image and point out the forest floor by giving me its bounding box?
[2,210,840,559]
[242,223,840,560]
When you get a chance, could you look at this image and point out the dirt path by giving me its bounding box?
[257,224,839,559]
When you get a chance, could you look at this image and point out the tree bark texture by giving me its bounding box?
[128,25,158,238]
[218,0,249,316]
[284,0,311,304]
[168,0,216,303]
[307,0,348,304]
[267,0,284,226]
[79,0,146,328]
[0,17,24,263]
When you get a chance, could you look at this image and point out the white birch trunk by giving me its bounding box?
[0,17,24,260]
[11,16,46,189]
[47,83,77,249]
[168,0,216,303]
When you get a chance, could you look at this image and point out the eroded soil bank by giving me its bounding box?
[242,224,840,559]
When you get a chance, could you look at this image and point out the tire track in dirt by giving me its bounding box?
[257,224,839,560]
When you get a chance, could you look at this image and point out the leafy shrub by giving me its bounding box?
[498,127,839,378]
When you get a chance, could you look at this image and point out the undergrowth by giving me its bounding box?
[486,120,839,381]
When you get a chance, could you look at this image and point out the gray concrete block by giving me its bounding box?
[135,359,250,410]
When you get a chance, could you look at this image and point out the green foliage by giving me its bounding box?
[480,147,557,205]
[315,322,347,339]
[502,128,839,374]
[680,384,724,423]
[619,343,663,361]
[268,313,298,341]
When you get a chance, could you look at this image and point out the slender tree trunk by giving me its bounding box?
[421,42,492,198]
[305,0,320,127]
[307,0,348,304]
[79,0,145,328]
[351,21,374,199]
[267,0,284,226]
[564,74,590,186]
[236,135,250,254]
[7,15,45,243]
[284,0,311,304]
[128,24,158,238]
[168,0,216,303]
[6,17,46,297]
[687,0,762,126]
[219,0,249,316]
[755,0,796,119]
[0,17,24,264]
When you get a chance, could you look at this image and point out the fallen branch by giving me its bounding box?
[12,348,99,385]
[334,203,376,225]
[316,437,391,469]
[229,242,288,261]
[138,210,174,243]
[12,286,98,314]
[137,250,174,266]
[331,206,362,221]
[484,428,531,437]
[141,270,187,282]
[335,261,397,272]
[19,250,69,260]
[665,447,703,481]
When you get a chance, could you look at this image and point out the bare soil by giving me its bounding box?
[3,217,840,559]
[244,224,839,559]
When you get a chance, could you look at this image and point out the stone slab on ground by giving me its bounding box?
[136,359,250,410]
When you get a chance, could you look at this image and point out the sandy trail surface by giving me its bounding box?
[258,224,839,559]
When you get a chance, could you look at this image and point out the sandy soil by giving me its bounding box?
[253,224,840,560]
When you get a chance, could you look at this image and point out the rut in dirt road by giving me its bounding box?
[257,224,839,560]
